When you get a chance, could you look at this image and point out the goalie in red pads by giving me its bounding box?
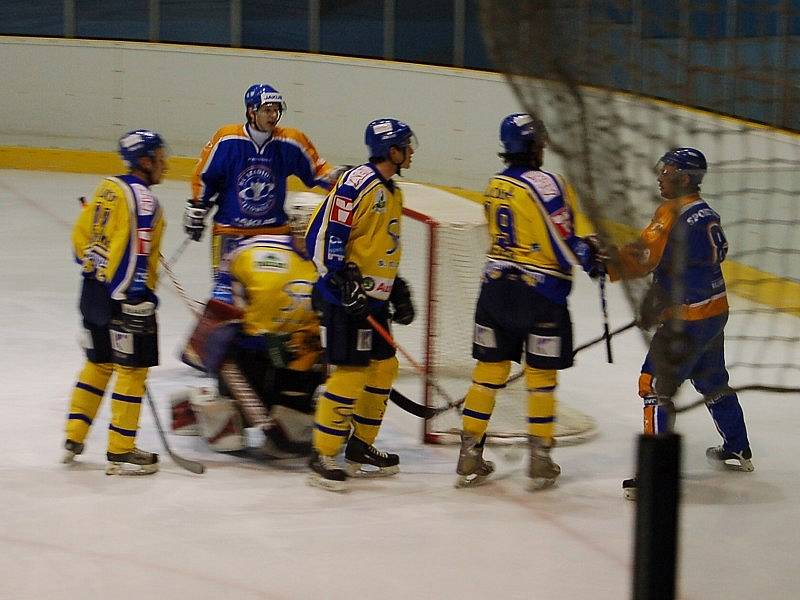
[172,194,325,458]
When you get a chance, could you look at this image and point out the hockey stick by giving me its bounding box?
[366,315,463,412]
[144,385,205,474]
[167,237,192,265]
[388,318,639,419]
[599,274,613,363]
[159,254,204,316]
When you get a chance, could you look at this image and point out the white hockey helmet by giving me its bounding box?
[286,192,322,237]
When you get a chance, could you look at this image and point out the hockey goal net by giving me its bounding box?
[478,2,800,406]
[395,182,597,445]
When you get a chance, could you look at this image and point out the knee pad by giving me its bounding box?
[190,387,245,452]
[525,367,557,391]
[473,361,511,387]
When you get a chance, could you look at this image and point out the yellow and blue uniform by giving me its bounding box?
[463,165,594,443]
[609,194,749,453]
[304,163,403,457]
[67,174,164,455]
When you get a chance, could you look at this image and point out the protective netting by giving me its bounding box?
[480,1,800,399]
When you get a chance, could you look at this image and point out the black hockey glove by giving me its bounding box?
[389,276,415,325]
[331,262,368,317]
[575,236,606,279]
[639,282,670,330]
[120,299,156,335]
[184,200,209,242]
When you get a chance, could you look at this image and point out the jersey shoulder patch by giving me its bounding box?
[521,170,561,202]
[343,165,377,191]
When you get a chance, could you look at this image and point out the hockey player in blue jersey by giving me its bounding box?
[184,83,340,303]
[602,147,753,500]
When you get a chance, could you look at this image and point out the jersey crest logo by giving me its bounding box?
[237,165,276,218]
[373,190,386,213]
[331,195,355,226]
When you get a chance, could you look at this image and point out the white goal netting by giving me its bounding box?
[396,182,597,445]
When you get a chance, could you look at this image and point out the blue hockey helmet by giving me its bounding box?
[500,113,547,155]
[118,129,165,169]
[365,118,417,160]
[657,147,707,186]
[244,83,287,112]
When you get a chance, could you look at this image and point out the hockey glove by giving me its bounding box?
[331,262,368,316]
[574,236,606,279]
[120,299,156,335]
[389,276,415,325]
[184,200,209,241]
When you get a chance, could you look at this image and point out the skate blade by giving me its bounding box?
[307,473,348,492]
[345,462,399,478]
[62,451,79,465]
[455,472,493,488]
[105,462,159,476]
[708,457,755,473]
[528,476,558,491]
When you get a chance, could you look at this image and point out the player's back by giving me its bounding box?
[229,234,318,336]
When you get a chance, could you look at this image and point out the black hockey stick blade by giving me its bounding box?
[389,388,437,418]
[145,386,205,474]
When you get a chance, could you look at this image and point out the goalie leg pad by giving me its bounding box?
[190,387,245,452]
[170,390,199,436]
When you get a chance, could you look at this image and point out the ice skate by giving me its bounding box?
[62,440,84,464]
[528,436,560,491]
[706,445,754,472]
[344,436,400,477]
[622,476,638,501]
[308,450,348,492]
[455,433,495,488]
[105,447,159,475]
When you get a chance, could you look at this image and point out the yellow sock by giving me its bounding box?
[352,357,398,445]
[462,361,510,439]
[107,366,147,454]
[526,368,557,443]
[313,366,367,457]
[66,361,113,444]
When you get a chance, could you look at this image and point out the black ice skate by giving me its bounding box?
[529,436,560,491]
[105,447,159,475]
[622,476,638,501]
[308,450,348,492]
[344,436,400,477]
[706,445,754,472]
[455,433,495,488]
[62,440,85,464]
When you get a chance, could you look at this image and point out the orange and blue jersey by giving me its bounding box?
[191,123,335,230]
[608,193,729,321]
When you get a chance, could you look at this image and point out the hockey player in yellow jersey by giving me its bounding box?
[304,118,418,491]
[64,130,169,475]
[456,114,603,489]
[172,193,325,457]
